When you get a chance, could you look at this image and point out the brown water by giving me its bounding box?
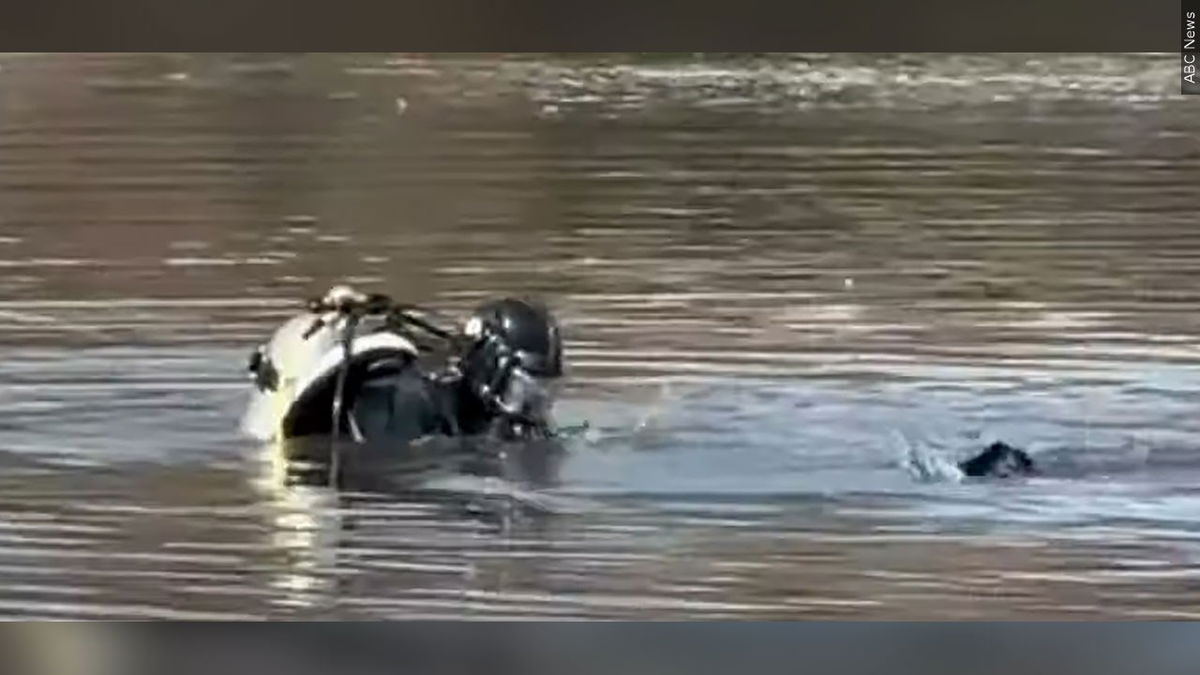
[0,53,1198,619]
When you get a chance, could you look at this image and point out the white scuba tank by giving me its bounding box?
[240,288,421,442]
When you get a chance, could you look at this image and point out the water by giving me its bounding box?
[0,53,1197,618]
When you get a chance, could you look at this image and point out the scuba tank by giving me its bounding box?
[241,286,425,443]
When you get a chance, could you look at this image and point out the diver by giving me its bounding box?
[958,441,1037,479]
[243,286,565,453]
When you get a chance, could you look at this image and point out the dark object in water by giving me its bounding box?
[958,441,1037,478]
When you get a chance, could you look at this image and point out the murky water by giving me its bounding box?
[0,53,1198,618]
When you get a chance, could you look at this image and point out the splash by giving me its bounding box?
[893,430,964,484]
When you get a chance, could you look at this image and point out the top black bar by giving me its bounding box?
[0,0,1176,51]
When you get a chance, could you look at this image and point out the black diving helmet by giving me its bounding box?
[458,298,563,426]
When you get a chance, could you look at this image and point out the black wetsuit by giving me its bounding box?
[348,358,495,445]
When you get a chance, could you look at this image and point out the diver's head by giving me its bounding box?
[959,441,1037,478]
[458,298,563,435]
[463,298,562,378]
